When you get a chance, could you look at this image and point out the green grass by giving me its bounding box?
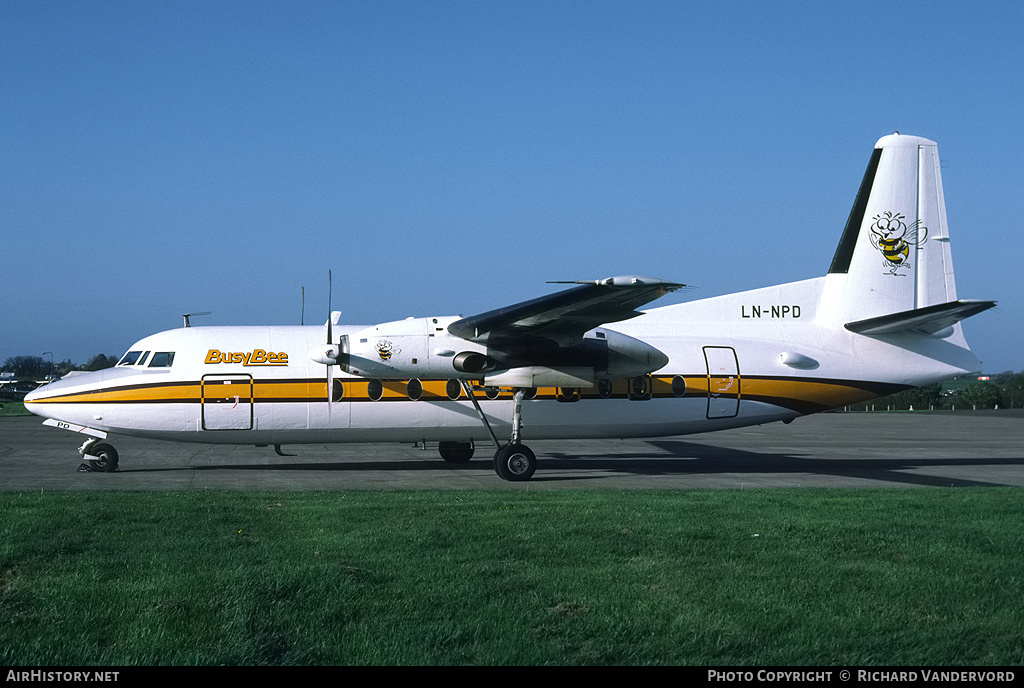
[0,401,30,417]
[1,489,1022,665]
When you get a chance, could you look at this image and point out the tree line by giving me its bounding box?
[843,371,1024,411]
[1,354,118,379]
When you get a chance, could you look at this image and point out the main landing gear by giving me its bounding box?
[493,442,537,481]
[438,440,475,463]
[455,382,538,482]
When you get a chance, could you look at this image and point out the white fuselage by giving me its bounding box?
[23,274,981,448]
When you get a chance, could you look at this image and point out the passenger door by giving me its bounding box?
[704,346,740,419]
[201,374,253,430]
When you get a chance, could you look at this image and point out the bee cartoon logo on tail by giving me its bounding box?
[868,211,928,276]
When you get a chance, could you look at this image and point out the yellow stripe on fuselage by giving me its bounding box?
[27,374,904,415]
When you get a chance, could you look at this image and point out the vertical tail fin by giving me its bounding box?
[824,133,979,326]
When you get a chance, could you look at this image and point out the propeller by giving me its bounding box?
[308,270,343,366]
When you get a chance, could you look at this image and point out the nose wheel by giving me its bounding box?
[84,442,119,473]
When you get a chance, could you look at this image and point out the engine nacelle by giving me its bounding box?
[334,317,491,379]
[314,316,669,386]
[485,366,595,388]
[482,330,667,387]
[489,329,665,382]
[598,329,670,379]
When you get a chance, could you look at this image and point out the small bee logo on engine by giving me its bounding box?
[376,340,400,361]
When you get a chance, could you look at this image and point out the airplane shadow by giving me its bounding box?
[123,439,1024,488]
[541,440,1024,488]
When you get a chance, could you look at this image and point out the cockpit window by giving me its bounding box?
[117,351,143,366]
[149,352,175,368]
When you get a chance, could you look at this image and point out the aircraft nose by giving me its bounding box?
[22,386,43,417]
[22,382,50,411]
[22,376,76,414]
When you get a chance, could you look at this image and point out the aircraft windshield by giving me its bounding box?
[117,350,176,367]
[149,352,175,368]
[117,351,143,366]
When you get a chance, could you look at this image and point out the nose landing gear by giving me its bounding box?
[79,438,119,473]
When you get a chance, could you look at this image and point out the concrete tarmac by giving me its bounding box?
[2,411,1024,490]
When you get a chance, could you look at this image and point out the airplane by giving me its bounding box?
[24,133,995,481]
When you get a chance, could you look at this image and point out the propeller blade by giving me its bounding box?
[327,269,333,346]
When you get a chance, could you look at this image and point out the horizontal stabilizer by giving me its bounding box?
[845,299,995,336]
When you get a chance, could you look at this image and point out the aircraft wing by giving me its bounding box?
[447,276,684,343]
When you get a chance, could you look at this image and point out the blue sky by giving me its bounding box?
[2,1,1021,373]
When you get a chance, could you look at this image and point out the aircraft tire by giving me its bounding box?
[439,441,475,463]
[493,443,536,481]
[87,443,119,473]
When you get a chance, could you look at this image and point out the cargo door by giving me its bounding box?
[704,346,740,419]
[202,374,254,430]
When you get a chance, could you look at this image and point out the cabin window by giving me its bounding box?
[367,379,384,401]
[445,379,462,400]
[556,387,579,403]
[629,376,652,401]
[407,379,422,401]
[117,351,144,366]
[149,352,175,368]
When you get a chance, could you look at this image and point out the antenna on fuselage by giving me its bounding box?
[182,312,211,328]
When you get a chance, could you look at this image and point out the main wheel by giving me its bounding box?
[493,443,536,481]
[87,443,119,473]
[439,440,475,463]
